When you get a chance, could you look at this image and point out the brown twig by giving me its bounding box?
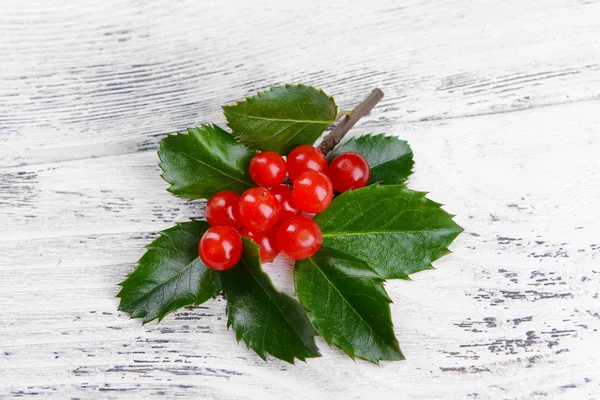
[318,88,384,155]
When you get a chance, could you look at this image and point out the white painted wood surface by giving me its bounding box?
[1,0,599,398]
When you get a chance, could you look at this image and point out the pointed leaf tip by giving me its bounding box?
[295,249,404,364]
[315,184,462,279]
[117,220,222,324]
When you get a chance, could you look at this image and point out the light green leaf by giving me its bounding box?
[223,84,337,154]
[315,184,462,279]
[295,248,404,364]
[158,124,256,199]
[328,134,414,184]
[221,238,321,363]
[118,220,221,323]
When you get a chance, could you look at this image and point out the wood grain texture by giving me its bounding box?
[1,0,599,399]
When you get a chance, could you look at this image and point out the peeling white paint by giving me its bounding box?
[1,0,600,398]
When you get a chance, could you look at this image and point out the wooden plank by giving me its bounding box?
[1,101,599,398]
[1,0,599,167]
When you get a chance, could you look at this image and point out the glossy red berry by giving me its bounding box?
[205,190,242,230]
[238,187,281,232]
[269,184,300,225]
[199,226,242,271]
[292,171,333,213]
[241,227,280,263]
[276,216,322,260]
[287,145,328,183]
[249,151,287,188]
[328,152,370,193]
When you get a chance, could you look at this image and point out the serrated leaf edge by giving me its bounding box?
[224,239,321,364]
[117,220,221,324]
[222,83,337,120]
[298,254,404,365]
[317,184,463,280]
[157,124,255,199]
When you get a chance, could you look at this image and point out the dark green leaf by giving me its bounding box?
[221,238,320,363]
[295,248,404,364]
[328,134,414,184]
[223,84,337,154]
[158,124,256,199]
[315,184,462,279]
[118,220,221,323]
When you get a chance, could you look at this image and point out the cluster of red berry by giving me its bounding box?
[199,145,370,271]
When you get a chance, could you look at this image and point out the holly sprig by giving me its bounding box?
[118,84,462,364]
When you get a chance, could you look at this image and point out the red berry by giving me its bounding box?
[205,190,242,230]
[328,152,370,193]
[276,216,322,260]
[241,227,280,263]
[199,226,242,271]
[249,151,287,188]
[238,187,281,232]
[287,145,328,183]
[292,171,333,213]
[270,184,300,225]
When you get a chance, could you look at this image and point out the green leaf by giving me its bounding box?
[158,124,256,199]
[118,220,221,323]
[328,134,414,185]
[223,84,337,154]
[315,184,462,279]
[295,248,404,364]
[221,238,320,363]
